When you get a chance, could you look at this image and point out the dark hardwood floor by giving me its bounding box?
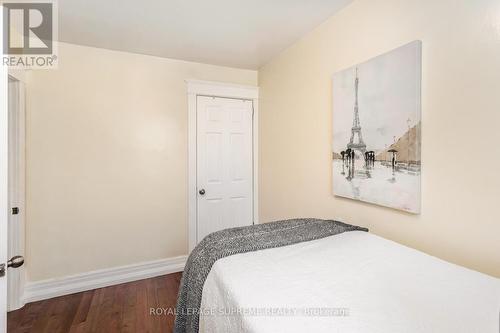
[7,272,182,333]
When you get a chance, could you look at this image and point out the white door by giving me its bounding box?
[0,8,9,332]
[7,77,25,311]
[196,96,254,242]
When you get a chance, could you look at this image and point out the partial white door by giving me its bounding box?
[0,8,9,332]
[7,78,25,311]
[196,96,253,242]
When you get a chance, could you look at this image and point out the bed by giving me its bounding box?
[176,220,500,333]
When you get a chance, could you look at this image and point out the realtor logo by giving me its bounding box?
[2,0,58,68]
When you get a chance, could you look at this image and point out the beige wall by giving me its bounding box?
[258,0,500,277]
[26,43,257,281]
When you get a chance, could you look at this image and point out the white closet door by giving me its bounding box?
[196,96,253,242]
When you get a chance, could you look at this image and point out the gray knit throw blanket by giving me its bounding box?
[173,218,368,333]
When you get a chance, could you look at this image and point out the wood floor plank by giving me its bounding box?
[93,285,119,333]
[86,287,106,333]
[67,290,94,333]
[146,277,162,333]
[6,307,21,333]
[9,299,48,333]
[163,276,179,332]
[120,281,138,333]
[154,276,170,331]
[135,279,151,333]
[42,293,82,333]
[7,272,184,333]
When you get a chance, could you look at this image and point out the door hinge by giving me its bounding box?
[12,207,19,215]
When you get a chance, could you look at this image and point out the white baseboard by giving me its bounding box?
[23,255,187,304]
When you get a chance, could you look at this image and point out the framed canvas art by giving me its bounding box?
[332,41,422,213]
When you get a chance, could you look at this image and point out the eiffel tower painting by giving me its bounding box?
[347,67,367,155]
[332,40,422,214]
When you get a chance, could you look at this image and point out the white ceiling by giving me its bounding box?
[58,0,352,70]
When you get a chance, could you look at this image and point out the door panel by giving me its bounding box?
[196,96,253,243]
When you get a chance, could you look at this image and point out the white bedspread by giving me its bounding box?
[199,231,500,333]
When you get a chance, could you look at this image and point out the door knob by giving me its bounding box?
[0,256,24,278]
[7,256,24,269]
[199,189,206,195]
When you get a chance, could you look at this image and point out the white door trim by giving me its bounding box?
[186,80,259,252]
[0,6,8,332]
[7,76,26,311]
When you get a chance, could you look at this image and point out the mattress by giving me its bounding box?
[199,231,500,333]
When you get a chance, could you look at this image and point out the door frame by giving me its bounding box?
[1,5,8,331]
[7,75,26,311]
[186,80,259,252]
